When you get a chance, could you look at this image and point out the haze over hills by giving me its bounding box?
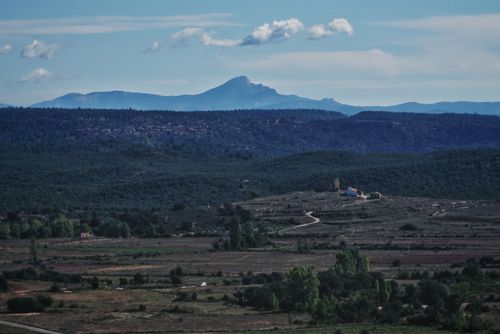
[0,102,10,108]
[30,76,500,115]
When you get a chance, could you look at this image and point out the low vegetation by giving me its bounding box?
[235,249,496,332]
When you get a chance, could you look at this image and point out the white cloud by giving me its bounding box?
[308,25,332,39]
[241,18,304,46]
[170,18,319,48]
[201,32,241,47]
[308,18,353,40]
[0,43,12,54]
[329,18,353,35]
[0,14,239,35]
[143,41,160,53]
[20,68,52,82]
[21,40,60,59]
[170,28,241,48]
[170,28,204,47]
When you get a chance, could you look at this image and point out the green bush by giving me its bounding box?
[7,297,44,313]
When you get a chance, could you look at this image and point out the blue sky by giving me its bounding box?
[1,0,500,106]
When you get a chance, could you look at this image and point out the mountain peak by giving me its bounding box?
[203,75,277,97]
[226,75,252,85]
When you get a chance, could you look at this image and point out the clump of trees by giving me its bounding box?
[96,218,130,238]
[213,205,269,251]
[6,295,53,313]
[234,250,495,332]
[0,213,74,239]
[0,211,137,240]
[3,267,83,284]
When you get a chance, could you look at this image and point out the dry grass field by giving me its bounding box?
[1,191,500,333]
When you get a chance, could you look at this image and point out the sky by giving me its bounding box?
[1,0,500,106]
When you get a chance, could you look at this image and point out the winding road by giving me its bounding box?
[278,211,320,233]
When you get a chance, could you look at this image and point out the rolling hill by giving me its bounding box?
[1,108,500,156]
[1,107,499,211]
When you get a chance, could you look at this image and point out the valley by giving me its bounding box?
[1,191,500,333]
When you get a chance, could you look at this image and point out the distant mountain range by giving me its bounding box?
[0,103,10,108]
[24,76,500,115]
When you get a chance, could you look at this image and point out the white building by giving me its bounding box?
[344,186,359,197]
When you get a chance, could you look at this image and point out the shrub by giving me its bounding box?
[170,266,184,277]
[3,267,39,280]
[0,275,8,292]
[36,295,53,307]
[171,276,182,285]
[90,276,99,289]
[175,291,189,301]
[400,223,418,231]
[7,297,44,313]
[171,203,186,211]
[234,286,279,310]
[49,285,60,292]
[133,272,145,285]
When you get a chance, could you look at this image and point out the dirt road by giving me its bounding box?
[278,211,320,232]
[0,320,62,334]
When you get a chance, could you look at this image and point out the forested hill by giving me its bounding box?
[1,108,500,156]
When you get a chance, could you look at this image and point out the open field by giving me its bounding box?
[1,191,500,333]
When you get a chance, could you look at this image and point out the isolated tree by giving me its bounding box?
[29,238,39,266]
[120,222,131,238]
[133,272,145,285]
[230,216,242,250]
[90,276,100,289]
[376,277,392,304]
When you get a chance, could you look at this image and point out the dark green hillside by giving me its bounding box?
[1,108,499,213]
[0,143,498,213]
[1,108,500,156]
